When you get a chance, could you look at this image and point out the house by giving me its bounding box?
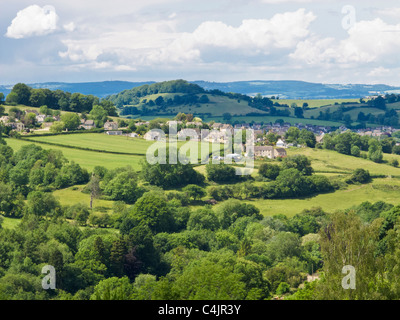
[7,122,25,132]
[315,134,325,144]
[106,130,123,136]
[254,146,274,158]
[274,148,287,158]
[143,130,164,141]
[185,121,202,127]
[0,116,10,123]
[25,110,39,116]
[211,123,223,130]
[276,139,287,148]
[104,120,118,131]
[36,114,47,123]
[127,132,138,138]
[80,119,95,130]
[177,128,200,141]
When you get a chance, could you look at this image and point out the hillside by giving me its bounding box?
[105,79,270,117]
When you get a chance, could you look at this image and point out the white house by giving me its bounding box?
[276,139,287,148]
[143,130,165,141]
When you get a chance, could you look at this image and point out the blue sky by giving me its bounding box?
[2,0,400,85]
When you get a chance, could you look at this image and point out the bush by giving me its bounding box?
[258,163,280,180]
[347,168,371,184]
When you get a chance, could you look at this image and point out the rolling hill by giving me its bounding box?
[2,79,400,99]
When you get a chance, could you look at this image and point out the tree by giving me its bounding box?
[103,170,143,204]
[61,113,81,130]
[205,163,237,183]
[90,105,108,127]
[258,163,280,180]
[29,89,46,108]
[10,83,31,106]
[223,113,232,121]
[88,174,101,209]
[350,145,361,157]
[90,277,134,300]
[347,168,370,184]
[187,208,220,231]
[285,127,300,143]
[129,192,175,233]
[316,211,383,299]
[298,129,316,148]
[26,191,61,217]
[182,184,206,201]
[141,156,205,189]
[368,139,383,163]
[5,92,18,105]
[216,199,262,229]
[50,121,65,133]
[281,155,313,176]
[294,107,304,118]
[0,93,4,105]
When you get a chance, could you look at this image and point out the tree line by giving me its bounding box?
[3,83,117,116]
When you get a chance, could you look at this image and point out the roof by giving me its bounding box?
[254,146,274,151]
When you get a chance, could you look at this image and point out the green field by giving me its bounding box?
[242,177,400,217]
[24,133,155,155]
[287,147,400,176]
[203,115,344,127]
[5,138,144,171]
[6,133,225,171]
[275,99,360,108]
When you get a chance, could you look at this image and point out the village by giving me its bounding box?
[1,109,400,161]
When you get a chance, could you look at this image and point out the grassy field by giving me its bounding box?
[5,138,144,171]
[242,177,400,217]
[24,133,155,155]
[274,99,360,108]
[203,115,344,127]
[53,185,115,213]
[287,147,400,176]
[6,133,226,171]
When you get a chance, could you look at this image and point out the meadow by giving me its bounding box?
[274,99,360,108]
[6,133,227,171]
[5,137,144,171]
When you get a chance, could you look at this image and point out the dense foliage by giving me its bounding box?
[6,83,117,116]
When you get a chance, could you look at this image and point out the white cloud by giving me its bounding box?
[290,18,400,65]
[367,66,390,77]
[146,9,316,63]
[63,22,76,32]
[5,5,59,39]
[57,8,316,73]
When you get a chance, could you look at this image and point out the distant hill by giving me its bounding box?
[1,80,400,99]
[191,80,400,99]
[0,81,155,98]
[104,79,271,117]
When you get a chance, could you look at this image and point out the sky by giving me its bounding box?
[1,0,400,86]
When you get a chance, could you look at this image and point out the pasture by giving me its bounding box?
[275,99,360,108]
